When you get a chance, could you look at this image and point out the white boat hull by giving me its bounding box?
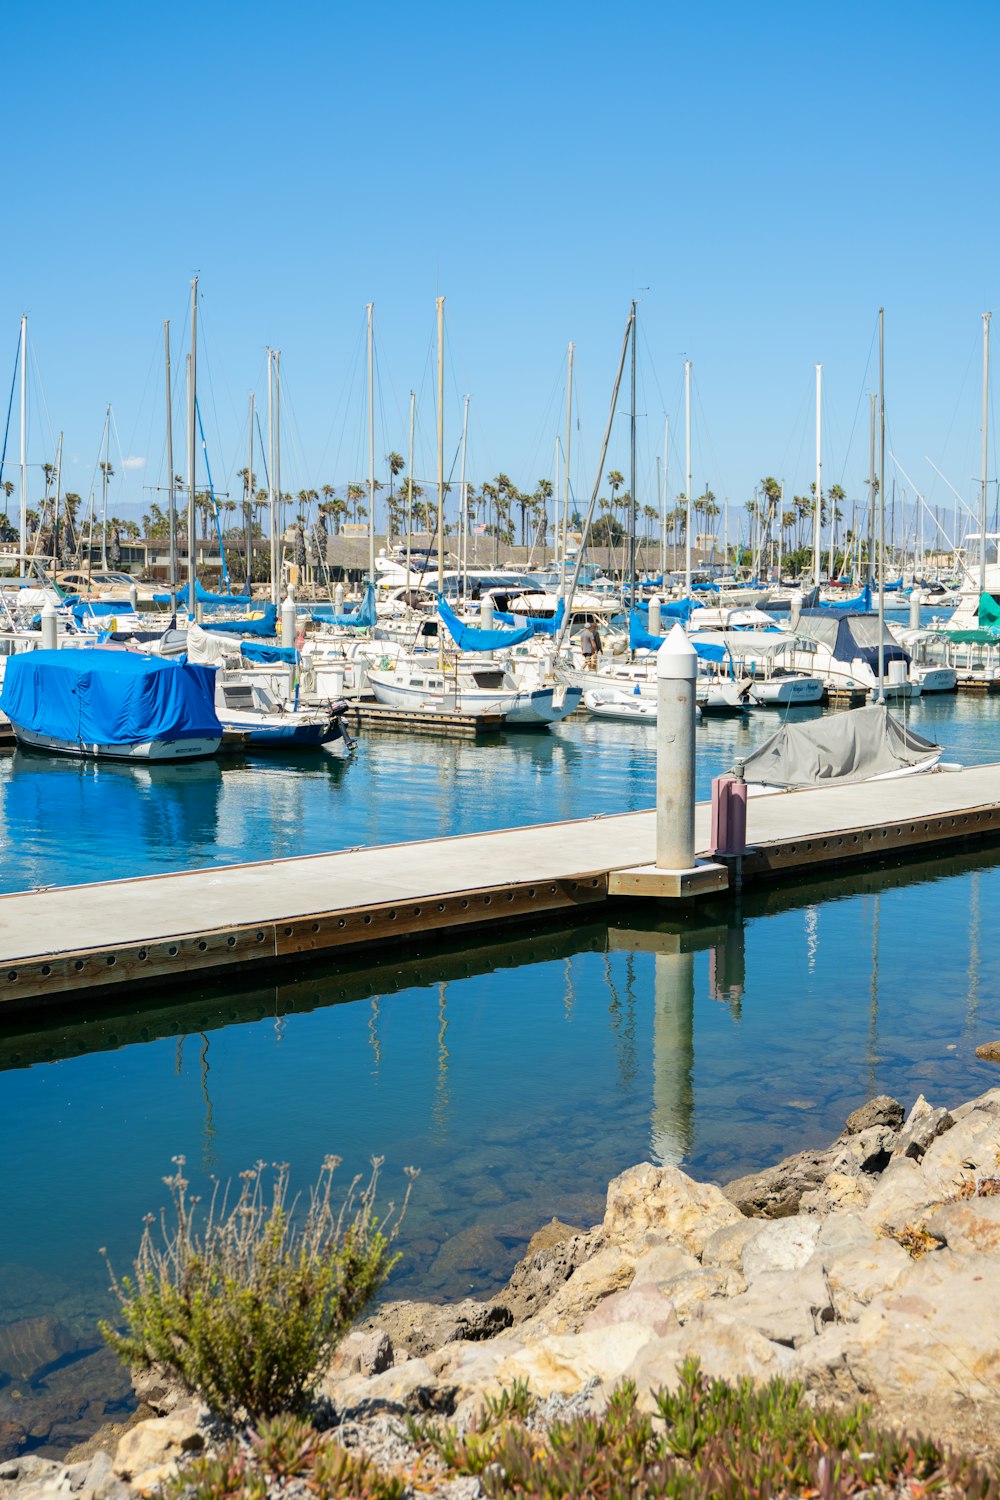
[368,671,579,725]
[11,725,221,761]
[748,676,825,706]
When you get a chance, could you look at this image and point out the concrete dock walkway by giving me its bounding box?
[2,763,1000,1006]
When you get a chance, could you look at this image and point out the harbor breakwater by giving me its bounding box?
[1,1081,999,1496]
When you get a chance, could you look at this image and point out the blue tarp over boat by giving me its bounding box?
[240,641,297,665]
[0,650,221,746]
[493,598,567,635]
[307,584,377,627]
[153,581,254,609]
[628,612,728,664]
[438,596,534,650]
[202,604,278,637]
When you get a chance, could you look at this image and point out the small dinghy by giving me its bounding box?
[584,687,702,723]
[736,703,949,793]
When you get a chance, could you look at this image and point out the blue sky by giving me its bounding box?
[3,0,999,546]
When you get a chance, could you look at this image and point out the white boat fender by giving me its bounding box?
[938,761,963,773]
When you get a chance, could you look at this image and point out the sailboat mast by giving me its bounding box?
[367,302,376,583]
[406,390,415,591]
[684,359,692,596]
[877,307,886,700]
[274,350,282,593]
[661,415,668,576]
[267,349,277,606]
[867,393,876,589]
[164,320,176,593]
[246,391,255,592]
[813,364,822,586]
[629,300,637,608]
[436,295,445,663]
[187,276,198,614]
[562,341,574,580]
[54,429,63,569]
[458,393,470,597]
[19,314,26,567]
[101,403,110,570]
[981,311,991,594]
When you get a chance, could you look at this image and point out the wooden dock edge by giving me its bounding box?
[0,874,609,1010]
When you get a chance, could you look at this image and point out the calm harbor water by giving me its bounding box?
[0,680,998,1451]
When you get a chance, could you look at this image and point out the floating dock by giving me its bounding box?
[3,764,1000,1007]
[345,700,506,738]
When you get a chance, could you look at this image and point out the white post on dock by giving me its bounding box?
[656,623,698,871]
[128,583,138,614]
[909,587,923,632]
[40,600,58,651]
[334,582,345,615]
[648,595,661,637]
[789,588,803,632]
[281,592,296,648]
[480,594,495,659]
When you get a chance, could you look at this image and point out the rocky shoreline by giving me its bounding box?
[2,1083,999,1497]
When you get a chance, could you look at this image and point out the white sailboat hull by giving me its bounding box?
[11,725,221,761]
[367,670,580,725]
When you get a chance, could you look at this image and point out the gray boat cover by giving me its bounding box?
[735,704,940,788]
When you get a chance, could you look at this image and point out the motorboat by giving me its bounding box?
[783,610,921,700]
[366,656,581,725]
[0,648,222,761]
[582,687,702,723]
[214,675,354,753]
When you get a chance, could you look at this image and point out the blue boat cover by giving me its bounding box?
[798,609,911,673]
[633,597,695,624]
[308,584,377,627]
[628,612,727,664]
[438,596,534,650]
[0,650,221,746]
[201,604,278,637]
[152,581,254,609]
[493,598,567,635]
[817,584,872,611]
[240,641,297,664]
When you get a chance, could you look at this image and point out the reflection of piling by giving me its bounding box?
[651,949,695,1166]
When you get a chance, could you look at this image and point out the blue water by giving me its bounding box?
[0,676,999,1446]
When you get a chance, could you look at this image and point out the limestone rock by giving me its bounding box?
[327,1328,394,1379]
[722,1147,835,1219]
[356,1297,511,1359]
[603,1163,741,1256]
[891,1095,954,1161]
[323,1356,453,1416]
[626,1317,793,1412]
[0,1318,78,1382]
[580,1286,677,1339]
[495,1228,598,1325]
[519,1246,636,1337]
[113,1409,204,1490]
[700,1219,765,1271]
[657,1267,744,1321]
[495,1322,656,1399]
[425,1336,524,1388]
[844,1095,904,1134]
[822,1237,911,1322]
[830,1125,896,1175]
[742,1215,821,1280]
[975,1040,1000,1063]
[631,1244,700,1285]
[951,1087,1000,1120]
[800,1171,874,1215]
[811,1210,878,1263]
[864,1103,1000,1228]
[926,1197,1000,1255]
[0,1456,60,1485]
[129,1364,187,1417]
[716,1266,830,1348]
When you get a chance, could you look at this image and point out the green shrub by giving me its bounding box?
[100,1154,416,1420]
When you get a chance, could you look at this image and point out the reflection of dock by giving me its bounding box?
[4,763,1000,1004]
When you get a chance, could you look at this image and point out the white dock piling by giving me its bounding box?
[656,624,698,870]
[334,583,344,615]
[789,589,804,631]
[128,584,138,613]
[648,595,661,637]
[281,594,297,648]
[909,588,923,631]
[40,601,58,651]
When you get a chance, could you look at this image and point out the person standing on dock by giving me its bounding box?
[580,621,602,669]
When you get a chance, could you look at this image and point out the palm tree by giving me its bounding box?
[386,452,405,506]
[347,484,366,525]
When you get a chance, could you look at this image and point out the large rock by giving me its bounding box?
[700,1219,765,1271]
[891,1095,954,1161]
[580,1286,677,1339]
[494,1322,656,1399]
[820,1237,911,1322]
[626,1317,793,1412]
[655,1267,744,1321]
[975,1040,1000,1063]
[722,1146,836,1219]
[843,1095,904,1134]
[494,1227,597,1325]
[357,1297,511,1358]
[864,1101,1000,1228]
[518,1246,636,1337]
[323,1356,453,1416]
[630,1244,700,1285]
[603,1163,742,1256]
[742,1215,821,1280]
[715,1266,830,1348]
[113,1409,204,1491]
[926,1197,1000,1255]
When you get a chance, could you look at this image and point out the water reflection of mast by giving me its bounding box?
[867,893,881,1093]
[604,951,638,1088]
[368,998,382,1074]
[432,982,450,1132]
[967,870,981,1036]
[199,1033,218,1170]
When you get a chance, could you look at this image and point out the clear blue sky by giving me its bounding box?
[4,0,999,547]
